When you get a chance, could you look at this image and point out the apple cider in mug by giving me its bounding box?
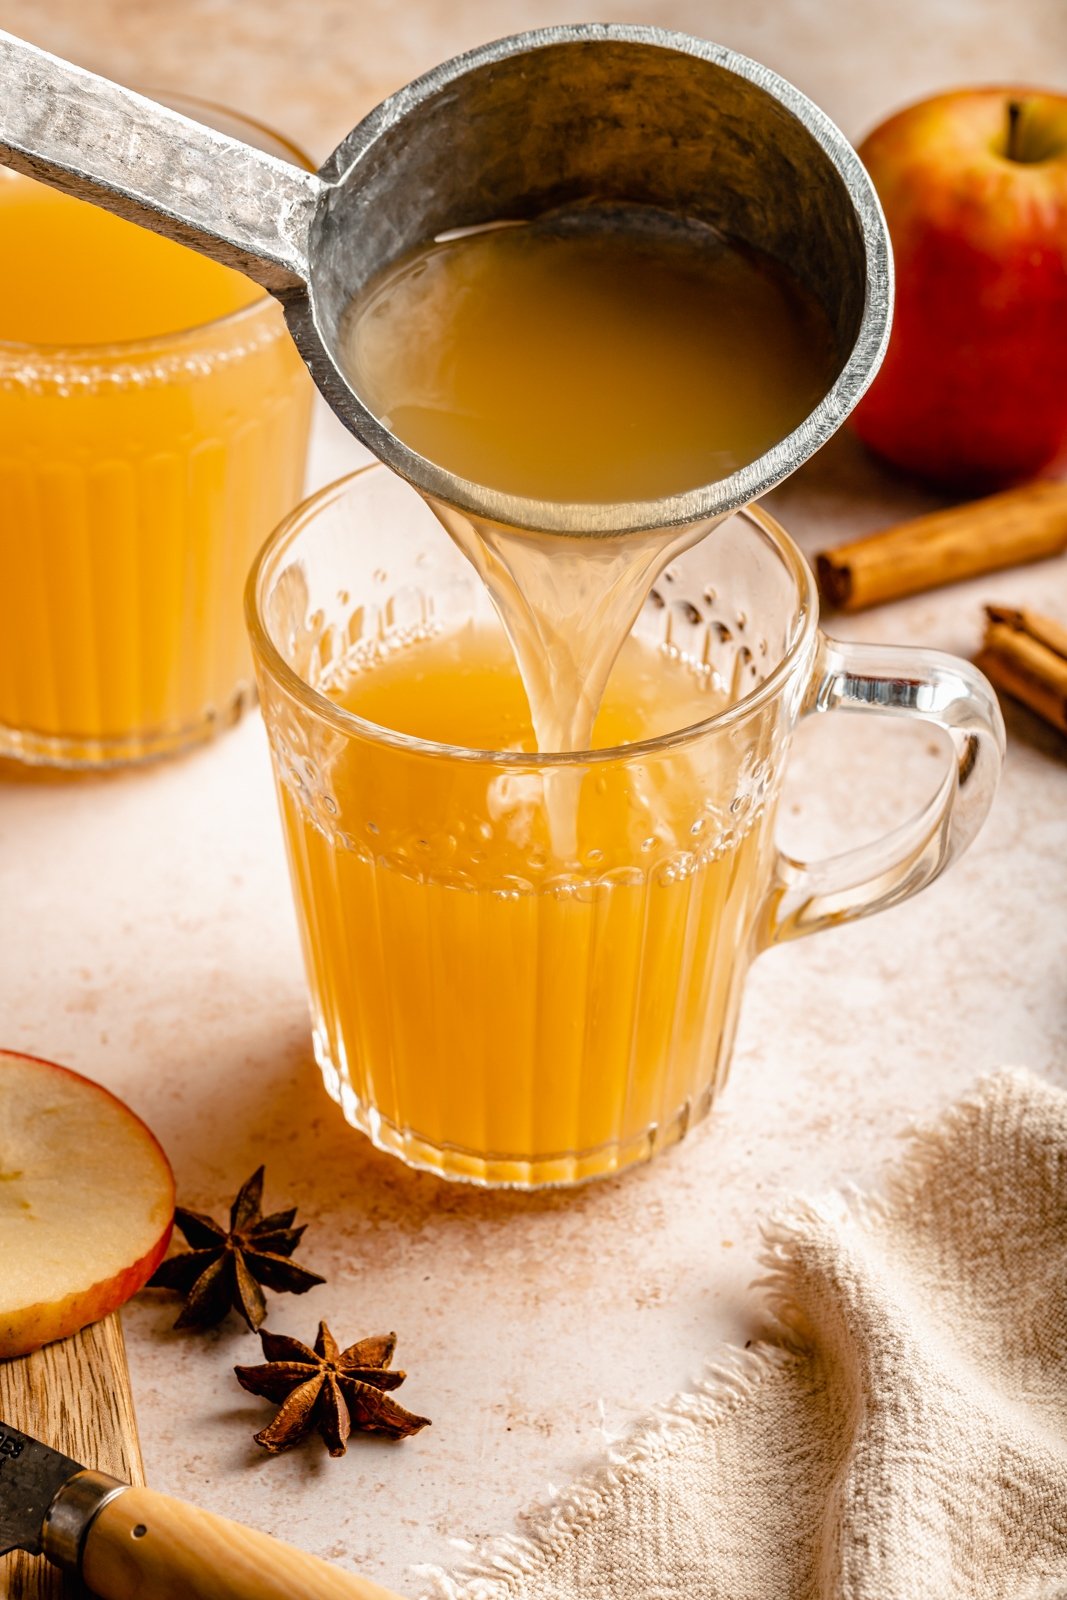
[281,621,775,1182]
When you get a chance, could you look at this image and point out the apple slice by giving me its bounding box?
[0,1050,175,1358]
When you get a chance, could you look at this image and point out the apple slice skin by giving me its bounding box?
[851,87,1067,490]
[0,1232,174,1359]
[0,1050,175,1359]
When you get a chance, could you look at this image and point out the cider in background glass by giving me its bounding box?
[0,99,314,768]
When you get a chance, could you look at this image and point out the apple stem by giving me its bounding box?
[1007,99,1024,162]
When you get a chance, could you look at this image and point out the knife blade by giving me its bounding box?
[0,1419,406,1600]
[0,1421,81,1556]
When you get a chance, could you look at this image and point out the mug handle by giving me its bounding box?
[763,634,1005,944]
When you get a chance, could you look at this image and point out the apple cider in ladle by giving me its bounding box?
[340,207,838,773]
[344,211,836,505]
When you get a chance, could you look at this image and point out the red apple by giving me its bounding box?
[0,1050,175,1357]
[851,87,1067,489]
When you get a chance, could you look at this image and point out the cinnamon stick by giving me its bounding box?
[975,604,1067,736]
[816,481,1067,612]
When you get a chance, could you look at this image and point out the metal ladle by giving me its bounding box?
[0,23,891,537]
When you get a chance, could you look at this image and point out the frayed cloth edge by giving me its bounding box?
[416,1066,1048,1600]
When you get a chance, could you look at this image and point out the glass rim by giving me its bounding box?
[0,90,314,360]
[246,464,820,768]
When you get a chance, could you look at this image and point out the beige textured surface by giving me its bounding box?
[0,1,1065,1596]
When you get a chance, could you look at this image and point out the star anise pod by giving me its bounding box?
[235,1320,431,1455]
[149,1167,325,1330]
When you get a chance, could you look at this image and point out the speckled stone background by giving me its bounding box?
[0,2,1065,1593]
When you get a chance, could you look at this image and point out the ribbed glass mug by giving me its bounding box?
[0,99,314,768]
[247,466,1003,1188]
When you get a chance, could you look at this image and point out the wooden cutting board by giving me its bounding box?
[0,1314,144,1599]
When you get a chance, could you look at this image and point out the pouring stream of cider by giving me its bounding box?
[342,209,837,853]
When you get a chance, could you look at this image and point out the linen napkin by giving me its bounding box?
[430,1070,1067,1600]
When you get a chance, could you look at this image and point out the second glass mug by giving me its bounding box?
[0,98,314,768]
[248,467,1004,1188]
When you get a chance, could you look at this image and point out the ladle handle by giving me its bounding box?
[0,30,320,294]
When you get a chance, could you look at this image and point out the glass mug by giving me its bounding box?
[0,99,314,768]
[247,466,1003,1188]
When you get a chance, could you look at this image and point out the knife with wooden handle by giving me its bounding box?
[0,1420,404,1600]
